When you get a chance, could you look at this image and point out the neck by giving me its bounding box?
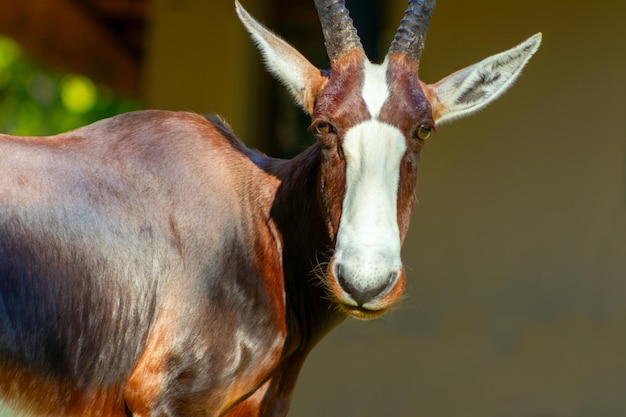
[263,143,346,355]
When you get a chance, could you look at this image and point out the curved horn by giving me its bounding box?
[313,0,363,62]
[388,0,437,62]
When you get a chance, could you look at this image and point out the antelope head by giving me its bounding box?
[236,0,541,319]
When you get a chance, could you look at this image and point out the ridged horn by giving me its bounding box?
[313,0,364,62]
[388,0,437,62]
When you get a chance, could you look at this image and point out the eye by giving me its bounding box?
[314,121,336,135]
[413,123,433,141]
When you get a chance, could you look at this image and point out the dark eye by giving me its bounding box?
[413,123,433,141]
[314,121,336,135]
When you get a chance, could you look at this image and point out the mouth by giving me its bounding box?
[339,304,390,320]
[325,258,406,320]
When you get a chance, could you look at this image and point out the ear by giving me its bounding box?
[236,1,327,114]
[427,33,542,125]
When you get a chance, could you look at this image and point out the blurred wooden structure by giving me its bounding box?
[0,0,383,156]
[0,0,148,95]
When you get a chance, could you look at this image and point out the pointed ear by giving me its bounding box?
[236,1,327,114]
[426,33,542,125]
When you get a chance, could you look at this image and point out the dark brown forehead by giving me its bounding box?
[312,51,370,131]
[312,51,433,134]
[379,53,434,132]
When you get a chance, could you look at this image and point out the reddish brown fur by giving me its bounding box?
[309,51,373,240]
[124,299,178,415]
[381,53,434,132]
[313,50,371,132]
[0,364,126,417]
[0,0,542,411]
[382,53,434,241]
[0,111,306,416]
[0,14,435,417]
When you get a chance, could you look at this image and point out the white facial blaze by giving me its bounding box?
[333,61,406,300]
[337,121,406,255]
[361,59,390,118]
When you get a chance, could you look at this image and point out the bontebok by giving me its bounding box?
[0,0,540,415]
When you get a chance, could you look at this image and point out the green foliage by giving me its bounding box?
[0,37,141,136]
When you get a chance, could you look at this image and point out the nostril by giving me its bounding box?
[383,271,400,291]
[335,264,357,298]
[386,270,399,288]
[335,263,366,305]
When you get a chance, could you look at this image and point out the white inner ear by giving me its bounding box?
[432,32,542,125]
[236,1,321,112]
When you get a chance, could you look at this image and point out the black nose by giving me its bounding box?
[335,264,397,306]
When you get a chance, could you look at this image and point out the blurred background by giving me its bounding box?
[0,0,624,416]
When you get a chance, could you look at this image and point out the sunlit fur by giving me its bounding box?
[0,2,541,416]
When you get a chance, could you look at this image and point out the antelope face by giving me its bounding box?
[311,54,432,318]
[237,0,541,319]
